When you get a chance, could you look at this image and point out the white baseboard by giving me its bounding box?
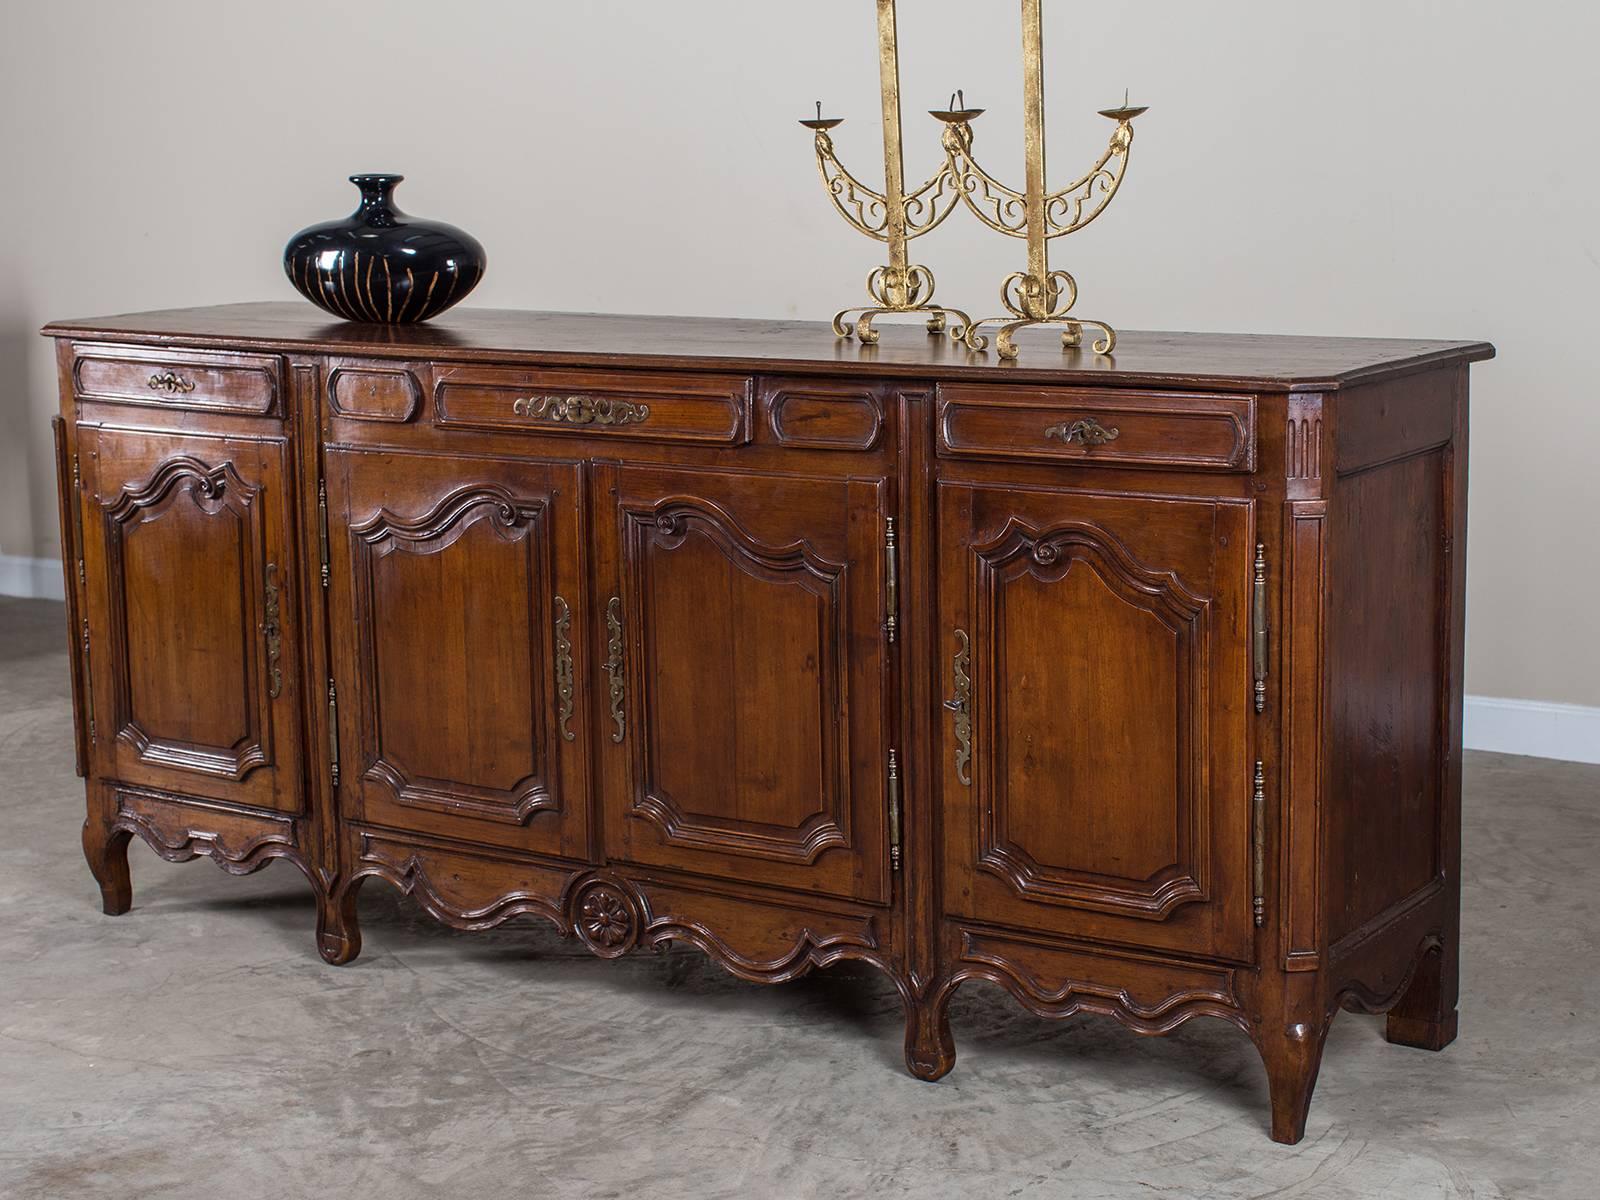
[0,554,65,602]
[1,551,1594,764]
[1464,695,1600,765]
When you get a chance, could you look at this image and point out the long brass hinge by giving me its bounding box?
[1252,759,1266,928]
[317,478,331,589]
[884,517,899,643]
[81,617,95,744]
[72,453,86,586]
[1252,542,1268,714]
[326,679,341,788]
[887,749,901,872]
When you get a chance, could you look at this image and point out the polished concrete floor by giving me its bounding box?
[0,595,1595,1200]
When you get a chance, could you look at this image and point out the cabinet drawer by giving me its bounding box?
[72,344,281,416]
[938,385,1256,473]
[435,366,753,445]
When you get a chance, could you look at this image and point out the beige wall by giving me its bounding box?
[2,0,1596,707]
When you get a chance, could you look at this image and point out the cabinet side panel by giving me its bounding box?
[1325,370,1460,946]
[1281,498,1326,970]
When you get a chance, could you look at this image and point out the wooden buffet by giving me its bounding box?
[44,304,1492,1142]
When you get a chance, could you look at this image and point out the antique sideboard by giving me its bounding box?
[43,304,1492,1142]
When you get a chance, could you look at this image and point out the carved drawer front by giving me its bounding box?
[937,481,1255,963]
[762,378,887,452]
[594,463,891,904]
[323,449,590,860]
[434,365,753,445]
[76,426,301,813]
[73,344,282,417]
[327,361,423,423]
[938,385,1256,473]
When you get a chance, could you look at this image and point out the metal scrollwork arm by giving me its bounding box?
[812,123,964,243]
[814,130,891,241]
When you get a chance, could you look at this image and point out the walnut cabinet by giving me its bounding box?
[46,305,1492,1143]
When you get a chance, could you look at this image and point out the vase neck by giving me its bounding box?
[349,174,404,225]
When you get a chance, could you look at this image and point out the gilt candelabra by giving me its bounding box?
[800,0,972,344]
[801,0,1147,359]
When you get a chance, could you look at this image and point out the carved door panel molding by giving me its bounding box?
[326,450,588,859]
[595,463,890,904]
[78,426,300,812]
[938,481,1253,961]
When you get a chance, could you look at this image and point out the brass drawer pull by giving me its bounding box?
[262,563,283,700]
[1045,416,1120,447]
[148,369,197,395]
[943,628,973,786]
[554,596,576,741]
[512,394,650,426]
[605,596,626,743]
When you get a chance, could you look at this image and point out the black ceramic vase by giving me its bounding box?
[283,174,485,324]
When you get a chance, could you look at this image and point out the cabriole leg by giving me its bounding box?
[82,817,133,916]
[316,877,364,966]
[1259,1019,1329,1145]
[903,984,956,1082]
[1385,941,1459,1051]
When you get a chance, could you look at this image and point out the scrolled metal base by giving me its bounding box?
[832,303,974,345]
[833,263,973,346]
[957,270,1116,359]
[961,315,1117,359]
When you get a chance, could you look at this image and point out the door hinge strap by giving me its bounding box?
[1252,542,1268,714]
[317,478,331,589]
[71,453,87,586]
[884,517,898,643]
[327,679,341,789]
[1252,759,1266,928]
[81,617,95,744]
[887,749,901,872]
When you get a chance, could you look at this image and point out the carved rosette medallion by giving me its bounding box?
[572,879,640,959]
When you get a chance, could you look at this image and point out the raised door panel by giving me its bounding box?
[938,482,1253,961]
[78,426,300,812]
[326,451,587,859]
[596,464,889,903]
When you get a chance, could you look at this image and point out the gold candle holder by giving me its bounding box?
[934,0,1147,358]
[799,0,972,344]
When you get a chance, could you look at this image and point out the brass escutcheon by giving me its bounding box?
[148,369,197,395]
[1045,417,1120,448]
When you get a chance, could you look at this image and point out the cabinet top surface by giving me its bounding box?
[44,302,1494,391]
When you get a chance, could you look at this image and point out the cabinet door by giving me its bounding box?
[326,450,589,859]
[78,426,301,811]
[595,464,891,903]
[938,482,1254,961]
